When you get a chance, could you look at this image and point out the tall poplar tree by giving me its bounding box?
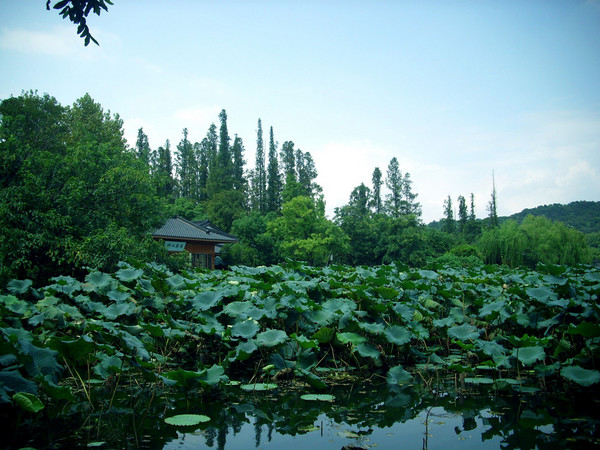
[371,167,383,214]
[135,127,151,166]
[266,126,282,213]
[175,128,197,199]
[252,118,267,212]
[487,171,499,227]
[457,195,468,233]
[385,157,403,217]
[231,134,246,193]
[155,139,174,197]
[443,195,455,233]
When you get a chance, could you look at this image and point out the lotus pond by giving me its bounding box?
[1,261,599,448]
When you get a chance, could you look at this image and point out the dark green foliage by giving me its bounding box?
[508,201,600,234]
[0,92,168,284]
[47,0,112,46]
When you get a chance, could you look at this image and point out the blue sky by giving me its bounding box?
[1,1,599,223]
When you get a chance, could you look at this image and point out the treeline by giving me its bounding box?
[0,91,594,285]
[507,201,600,234]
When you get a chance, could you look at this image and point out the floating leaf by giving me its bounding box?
[561,366,600,387]
[165,414,210,426]
[240,383,277,391]
[300,394,335,402]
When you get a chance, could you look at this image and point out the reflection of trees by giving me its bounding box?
[4,382,599,448]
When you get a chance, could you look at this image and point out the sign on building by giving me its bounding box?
[165,241,186,252]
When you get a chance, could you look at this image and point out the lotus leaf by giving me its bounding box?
[513,346,546,366]
[448,324,480,341]
[335,332,366,346]
[231,320,260,339]
[190,291,223,311]
[165,414,210,426]
[223,301,253,318]
[312,327,335,344]
[561,365,600,387]
[240,383,277,391]
[387,365,413,384]
[255,329,288,347]
[13,392,44,413]
[356,343,381,361]
[300,394,335,402]
[115,267,144,282]
[85,271,113,289]
[6,279,32,295]
[384,325,411,345]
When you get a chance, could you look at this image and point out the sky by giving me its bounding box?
[1,1,599,223]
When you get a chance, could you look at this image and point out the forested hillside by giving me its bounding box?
[507,201,600,234]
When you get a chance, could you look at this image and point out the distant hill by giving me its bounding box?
[507,201,600,234]
[427,201,600,234]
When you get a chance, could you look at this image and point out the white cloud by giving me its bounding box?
[0,25,118,60]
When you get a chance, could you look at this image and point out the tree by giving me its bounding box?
[385,157,403,217]
[487,171,499,227]
[442,195,455,234]
[46,0,113,46]
[175,128,197,199]
[266,126,282,213]
[154,139,175,198]
[231,134,246,194]
[251,118,267,213]
[281,141,302,202]
[457,195,468,233]
[135,127,151,166]
[267,196,349,265]
[371,167,383,214]
[297,150,321,199]
[0,92,166,283]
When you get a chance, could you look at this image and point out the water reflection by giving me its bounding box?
[4,380,600,449]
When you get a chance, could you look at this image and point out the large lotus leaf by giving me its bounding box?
[107,290,131,302]
[120,331,150,361]
[478,299,506,318]
[513,346,546,366]
[13,392,44,413]
[322,298,356,314]
[103,302,137,320]
[561,365,600,387]
[199,364,227,386]
[392,303,413,322]
[255,329,288,347]
[357,321,385,335]
[49,335,96,363]
[231,320,260,339]
[93,354,123,379]
[234,340,257,361]
[0,295,29,315]
[297,368,327,390]
[223,301,253,318]
[312,327,335,344]
[384,325,411,346]
[336,332,366,346]
[418,270,439,281]
[190,291,223,311]
[476,339,506,362]
[165,274,187,290]
[165,414,210,426]
[356,343,381,361]
[526,286,555,303]
[240,383,277,391]
[0,370,38,394]
[291,333,318,349]
[387,364,413,385]
[6,279,32,295]
[85,272,113,290]
[568,322,600,338]
[448,324,480,341]
[161,369,204,388]
[115,267,144,282]
[19,340,62,380]
[308,309,334,326]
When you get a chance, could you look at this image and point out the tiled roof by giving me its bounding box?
[152,216,238,243]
